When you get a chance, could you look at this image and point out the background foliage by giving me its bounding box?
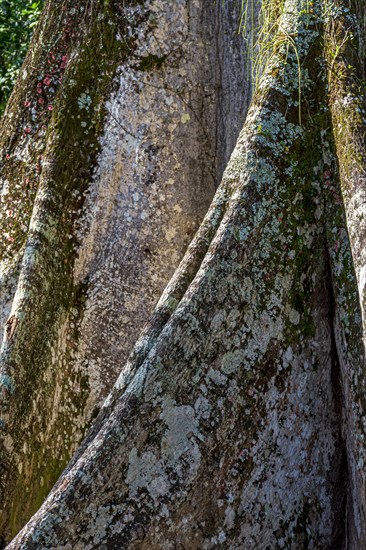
[0,0,43,115]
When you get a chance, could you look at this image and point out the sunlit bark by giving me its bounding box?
[0,0,251,542]
[8,0,366,547]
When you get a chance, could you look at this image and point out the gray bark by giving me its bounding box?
[0,0,252,542]
[326,0,366,545]
[7,0,366,547]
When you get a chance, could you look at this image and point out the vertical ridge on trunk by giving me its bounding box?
[8,0,358,546]
[0,0,252,541]
[325,0,366,545]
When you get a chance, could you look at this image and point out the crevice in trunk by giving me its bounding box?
[214,0,252,185]
[332,447,349,549]
[325,246,349,549]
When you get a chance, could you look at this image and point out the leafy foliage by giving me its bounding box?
[0,0,43,115]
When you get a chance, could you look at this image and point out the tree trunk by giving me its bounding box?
[0,0,252,543]
[326,0,366,545]
[5,0,366,546]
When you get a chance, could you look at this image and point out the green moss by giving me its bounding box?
[136,53,168,71]
[1,0,148,541]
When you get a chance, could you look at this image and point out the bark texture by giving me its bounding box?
[325,2,366,546]
[0,0,251,542]
[8,0,366,547]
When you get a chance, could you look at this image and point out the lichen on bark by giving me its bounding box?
[0,0,141,540]
[325,0,366,545]
[0,0,252,544]
[7,0,365,547]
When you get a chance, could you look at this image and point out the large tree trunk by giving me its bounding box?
[5,0,366,547]
[0,0,252,543]
[325,2,366,545]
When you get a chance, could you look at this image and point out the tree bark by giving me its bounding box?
[326,0,366,545]
[0,0,251,542]
[7,0,366,547]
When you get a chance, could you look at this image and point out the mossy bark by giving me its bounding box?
[0,1,131,541]
[325,0,366,546]
[0,0,252,544]
[8,0,366,547]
